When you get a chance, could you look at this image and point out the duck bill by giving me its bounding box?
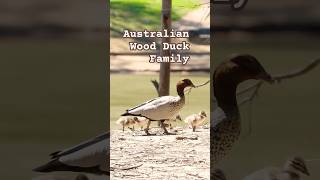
[255,72,274,83]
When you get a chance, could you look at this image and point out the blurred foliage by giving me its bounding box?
[110,0,201,36]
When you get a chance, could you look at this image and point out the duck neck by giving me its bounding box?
[177,84,185,97]
[214,80,240,120]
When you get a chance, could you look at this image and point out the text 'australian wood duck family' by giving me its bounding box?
[211,54,274,166]
[121,79,195,135]
[33,132,109,176]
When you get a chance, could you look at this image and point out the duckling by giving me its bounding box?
[212,54,273,166]
[134,116,149,130]
[116,116,138,132]
[184,111,207,132]
[164,114,182,129]
[121,79,196,135]
[243,156,310,180]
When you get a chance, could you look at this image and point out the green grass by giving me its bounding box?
[214,35,320,179]
[110,73,210,129]
[110,0,201,36]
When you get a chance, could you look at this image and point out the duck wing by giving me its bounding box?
[123,96,182,120]
[211,107,227,128]
[33,132,109,175]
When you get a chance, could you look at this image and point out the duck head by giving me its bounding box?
[199,111,207,118]
[213,54,272,116]
[284,156,310,176]
[214,54,273,85]
[177,79,195,97]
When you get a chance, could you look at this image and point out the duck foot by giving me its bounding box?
[160,120,176,135]
[144,129,156,136]
[163,131,176,135]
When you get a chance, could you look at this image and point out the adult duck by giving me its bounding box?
[121,79,195,135]
[33,132,109,175]
[211,54,273,166]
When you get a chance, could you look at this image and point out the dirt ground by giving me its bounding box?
[110,126,210,180]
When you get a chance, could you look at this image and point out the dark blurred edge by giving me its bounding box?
[0,0,110,177]
[210,0,214,177]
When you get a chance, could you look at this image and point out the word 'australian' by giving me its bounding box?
[123,29,189,38]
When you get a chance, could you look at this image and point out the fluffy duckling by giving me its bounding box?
[134,116,149,130]
[244,156,310,180]
[164,114,182,129]
[116,116,138,132]
[184,111,207,132]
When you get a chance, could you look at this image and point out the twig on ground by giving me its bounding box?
[110,164,143,171]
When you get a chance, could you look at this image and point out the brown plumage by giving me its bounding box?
[211,54,273,166]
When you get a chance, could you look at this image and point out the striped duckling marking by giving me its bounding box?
[244,156,310,180]
[121,79,195,135]
[184,111,207,132]
[211,54,274,166]
[116,116,139,132]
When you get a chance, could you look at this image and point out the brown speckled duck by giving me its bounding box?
[211,54,273,166]
[122,79,195,135]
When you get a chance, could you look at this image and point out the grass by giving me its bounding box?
[213,35,320,180]
[110,73,210,129]
[110,0,201,36]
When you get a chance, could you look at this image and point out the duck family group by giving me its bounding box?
[116,111,207,133]
[32,54,312,180]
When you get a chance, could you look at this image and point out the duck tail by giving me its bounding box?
[121,111,133,116]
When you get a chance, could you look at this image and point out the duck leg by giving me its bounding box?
[160,120,174,135]
[144,119,151,135]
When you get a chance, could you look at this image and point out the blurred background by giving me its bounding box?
[214,0,320,179]
[0,0,107,179]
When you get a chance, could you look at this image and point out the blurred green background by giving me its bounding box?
[213,35,320,179]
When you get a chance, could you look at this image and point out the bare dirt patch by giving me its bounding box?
[110,127,210,180]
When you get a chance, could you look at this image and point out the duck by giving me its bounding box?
[212,168,227,180]
[116,116,138,132]
[33,132,109,176]
[163,114,182,129]
[243,156,310,180]
[134,116,149,130]
[121,79,195,135]
[184,111,207,132]
[211,54,273,166]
